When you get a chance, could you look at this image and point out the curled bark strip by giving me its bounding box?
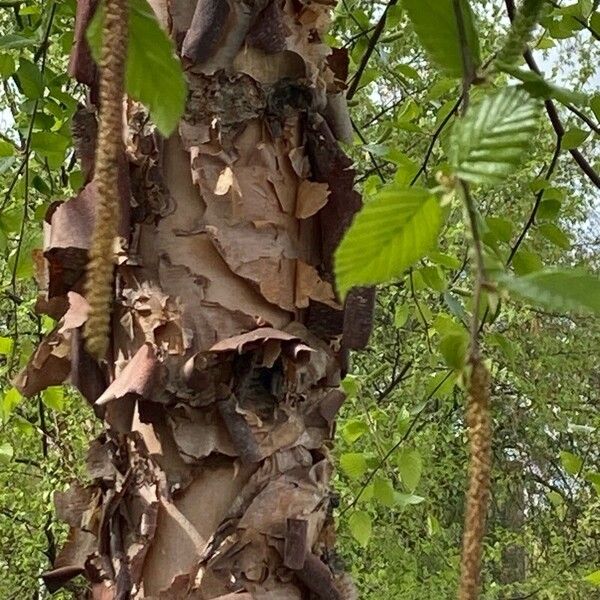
[217,394,262,464]
[84,0,128,359]
[284,518,308,570]
[459,358,492,600]
[182,0,230,62]
[295,553,342,600]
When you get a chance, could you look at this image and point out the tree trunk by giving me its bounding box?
[16,1,372,598]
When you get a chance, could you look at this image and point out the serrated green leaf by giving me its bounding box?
[341,375,360,399]
[585,570,600,586]
[560,450,583,475]
[340,453,368,480]
[342,419,370,444]
[512,249,543,276]
[335,187,443,298]
[450,87,540,185]
[397,449,423,492]
[403,0,481,77]
[562,127,590,150]
[0,54,16,77]
[348,510,372,547]
[16,58,44,99]
[394,304,410,328]
[496,62,588,106]
[0,34,37,50]
[497,269,600,314]
[537,199,561,221]
[537,223,571,249]
[0,442,14,464]
[486,217,513,243]
[429,251,462,269]
[591,94,600,121]
[0,336,14,355]
[395,492,426,507]
[1,387,22,421]
[438,331,469,370]
[43,387,65,412]
[87,0,186,136]
[373,476,396,507]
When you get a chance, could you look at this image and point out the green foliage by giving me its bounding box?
[403,0,481,77]
[87,0,186,135]
[449,87,540,185]
[497,270,600,315]
[335,187,442,297]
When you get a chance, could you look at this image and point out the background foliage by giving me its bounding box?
[0,0,598,598]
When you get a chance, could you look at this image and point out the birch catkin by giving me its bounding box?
[458,357,492,600]
[84,0,128,359]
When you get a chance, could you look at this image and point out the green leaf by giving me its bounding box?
[0,54,16,77]
[450,87,540,185]
[87,0,187,136]
[340,453,368,480]
[497,269,600,314]
[403,0,481,77]
[438,331,469,370]
[0,34,37,50]
[42,387,65,412]
[560,450,583,475]
[496,62,588,106]
[512,249,543,276]
[342,419,370,444]
[591,94,600,121]
[373,476,396,507]
[16,58,44,99]
[537,199,561,221]
[394,304,410,328]
[335,187,443,298]
[348,510,372,547]
[397,448,423,492]
[486,216,513,243]
[0,442,14,464]
[0,336,14,355]
[429,251,462,269]
[584,570,600,586]
[341,375,360,399]
[31,131,71,167]
[1,387,22,421]
[395,493,426,507]
[561,127,590,150]
[537,223,570,249]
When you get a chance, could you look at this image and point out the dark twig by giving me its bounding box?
[347,0,399,100]
[506,0,600,189]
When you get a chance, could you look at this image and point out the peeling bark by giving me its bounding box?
[19,1,373,597]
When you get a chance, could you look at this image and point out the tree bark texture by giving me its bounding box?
[16,1,373,598]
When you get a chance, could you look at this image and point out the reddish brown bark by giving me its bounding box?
[17,1,371,597]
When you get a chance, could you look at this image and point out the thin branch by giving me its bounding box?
[347,0,399,100]
[410,98,462,185]
[351,118,387,182]
[340,371,454,516]
[507,136,562,264]
[506,0,600,189]
[376,361,413,403]
[566,103,600,135]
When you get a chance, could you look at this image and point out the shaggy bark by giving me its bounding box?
[17,1,372,598]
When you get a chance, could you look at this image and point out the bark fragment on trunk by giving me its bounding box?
[19,1,372,597]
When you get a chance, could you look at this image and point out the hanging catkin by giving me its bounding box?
[83,0,128,359]
[458,356,492,600]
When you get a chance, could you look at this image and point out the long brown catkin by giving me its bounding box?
[83,0,128,359]
[458,357,492,600]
